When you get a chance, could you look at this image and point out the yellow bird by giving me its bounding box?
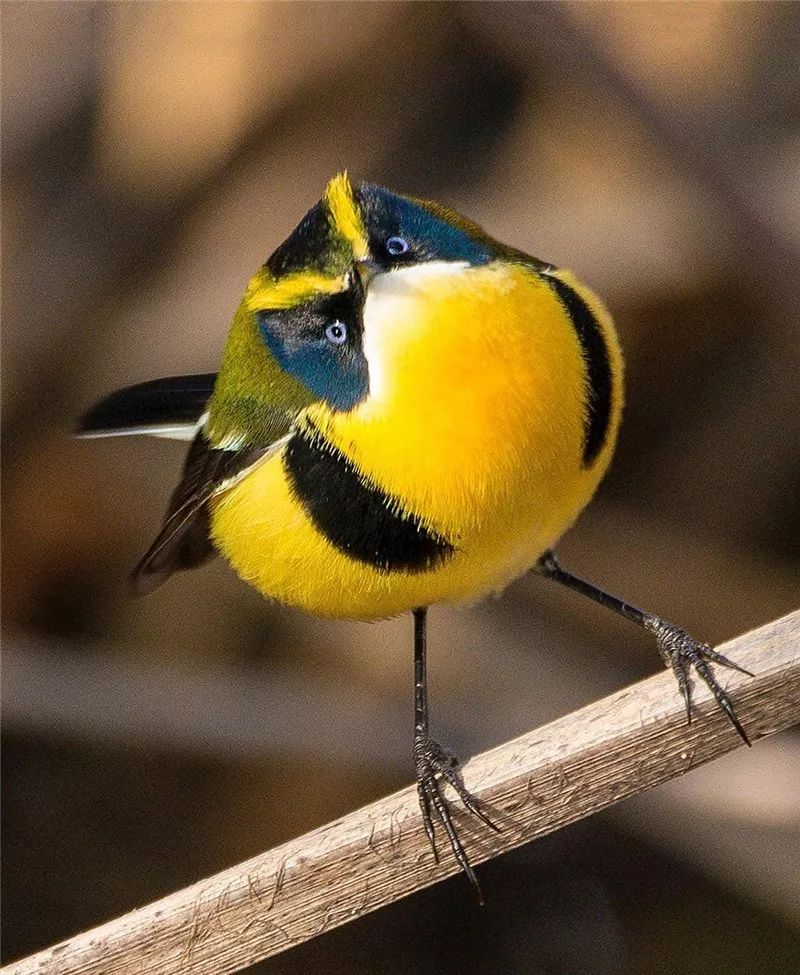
[80,172,751,896]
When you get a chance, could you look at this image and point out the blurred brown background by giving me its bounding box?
[2,2,799,972]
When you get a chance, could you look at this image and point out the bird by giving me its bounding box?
[79,172,752,898]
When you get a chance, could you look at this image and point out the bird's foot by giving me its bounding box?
[414,732,500,902]
[645,617,754,745]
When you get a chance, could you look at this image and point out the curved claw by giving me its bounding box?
[699,645,755,678]
[424,775,484,904]
[437,761,502,834]
[417,782,439,863]
[690,655,751,746]
[669,652,692,724]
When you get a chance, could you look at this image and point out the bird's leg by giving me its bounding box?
[534,551,753,745]
[412,607,499,902]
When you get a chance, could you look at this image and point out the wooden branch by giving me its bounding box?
[6,611,799,975]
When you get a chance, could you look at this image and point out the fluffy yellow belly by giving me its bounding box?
[210,448,600,620]
[210,262,622,620]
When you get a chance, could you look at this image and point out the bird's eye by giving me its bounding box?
[385,236,410,257]
[324,320,348,345]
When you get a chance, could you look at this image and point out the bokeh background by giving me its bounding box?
[3,2,799,972]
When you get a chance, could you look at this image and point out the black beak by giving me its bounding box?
[353,259,382,290]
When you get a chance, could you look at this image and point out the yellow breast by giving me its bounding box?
[211,261,623,620]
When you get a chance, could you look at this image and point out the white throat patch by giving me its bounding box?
[361,261,470,402]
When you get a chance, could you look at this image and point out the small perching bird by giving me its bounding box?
[79,173,752,898]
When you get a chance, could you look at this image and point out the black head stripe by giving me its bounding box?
[266,202,335,276]
[284,424,454,573]
[545,275,612,467]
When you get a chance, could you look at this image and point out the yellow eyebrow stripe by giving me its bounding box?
[324,171,369,260]
[247,269,345,312]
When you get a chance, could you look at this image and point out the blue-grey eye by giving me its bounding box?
[385,235,410,256]
[325,320,347,345]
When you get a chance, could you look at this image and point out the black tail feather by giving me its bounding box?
[77,374,217,438]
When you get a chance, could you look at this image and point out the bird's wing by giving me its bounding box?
[130,430,286,595]
[77,374,218,441]
[78,373,290,593]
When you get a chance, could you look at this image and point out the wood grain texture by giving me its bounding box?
[5,610,799,975]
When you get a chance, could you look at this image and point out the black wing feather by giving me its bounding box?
[79,374,288,594]
[130,432,270,595]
